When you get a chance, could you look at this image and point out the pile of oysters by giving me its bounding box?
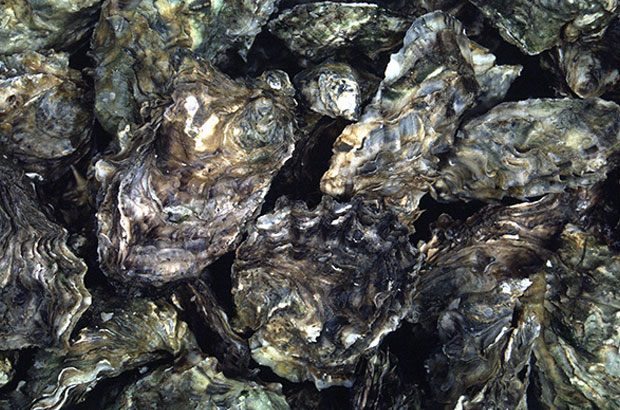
[1,1,620,409]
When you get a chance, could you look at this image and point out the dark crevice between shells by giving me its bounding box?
[0,348,36,397]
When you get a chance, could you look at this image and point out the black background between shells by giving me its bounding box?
[2,0,620,409]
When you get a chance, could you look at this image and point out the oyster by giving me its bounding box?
[0,159,90,350]
[294,62,362,121]
[413,195,570,407]
[468,0,618,55]
[232,196,420,389]
[22,298,195,410]
[92,0,279,133]
[269,2,411,61]
[320,12,512,226]
[0,351,17,389]
[96,54,297,287]
[0,51,92,180]
[435,98,620,202]
[0,0,99,55]
[110,351,290,410]
[533,224,620,409]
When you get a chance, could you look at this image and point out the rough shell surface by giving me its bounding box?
[0,159,90,350]
[232,196,421,389]
[96,54,297,287]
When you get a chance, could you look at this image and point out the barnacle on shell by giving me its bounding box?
[232,196,421,389]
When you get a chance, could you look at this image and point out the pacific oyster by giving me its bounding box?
[435,98,620,202]
[96,54,297,286]
[92,0,279,133]
[468,0,618,55]
[320,12,490,226]
[0,51,92,180]
[0,159,90,350]
[269,2,410,61]
[534,224,620,409]
[21,298,195,410]
[232,196,420,389]
[109,351,290,410]
[0,0,99,55]
[0,351,17,389]
[413,195,570,408]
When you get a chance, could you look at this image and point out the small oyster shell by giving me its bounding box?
[534,224,620,409]
[413,195,570,407]
[92,0,279,133]
[0,0,99,55]
[109,351,290,410]
[0,351,17,389]
[435,98,620,202]
[24,298,196,410]
[320,12,492,227]
[0,51,92,180]
[232,196,421,389]
[468,0,617,54]
[0,160,90,350]
[294,62,362,121]
[96,54,297,287]
[269,2,411,61]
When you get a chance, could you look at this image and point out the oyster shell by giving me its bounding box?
[468,0,618,55]
[413,195,570,408]
[320,11,514,226]
[109,351,290,410]
[269,2,411,61]
[435,98,620,202]
[232,196,421,389]
[534,224,620,409]
[92,0,279,133]
[294,62,362,121]
[0,159,90,350]
[0,351,17,389]
[0,0,99,55]
[96,54,297,287]
[23,298,195,410]
[0,51,92,180]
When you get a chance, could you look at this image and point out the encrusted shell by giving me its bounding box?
[232,196,420,389]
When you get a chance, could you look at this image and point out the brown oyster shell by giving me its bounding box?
[232,196,421,389]
[96,54,297,287]
[0,160,90,350]
[0,51,92,181]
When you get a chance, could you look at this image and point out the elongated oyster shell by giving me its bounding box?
[435,98,620,202]
[413,195,570,408]
[23,298,195,410]
[96,54,297,287]
[0,0,99,55]
[294,62,362,121]
[0,51,92,180]
[534,224,620,409]
[468,0,618,55]
[269,2,411,61]
[320,12,485,226]
[0,160,90,350]
[109,351,290,410]
[232,196,421,389]
[92,0,279,133]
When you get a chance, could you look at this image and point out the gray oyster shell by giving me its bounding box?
[92,0,279,133]
[23,298,195,410]
[0,351,17,389]
[96,55,297,287]
[321,11,518,227]
[435,98,620,202]
[0,0,100,55]
[413,195,570,408]
[0,160,90,350]
[468,0,618,55]
[109,351,290,410]
[268,2,411,61]
[0,51,92,180]
[534,224,620,409]
[232,196,421,389]
[294,62,362,121]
